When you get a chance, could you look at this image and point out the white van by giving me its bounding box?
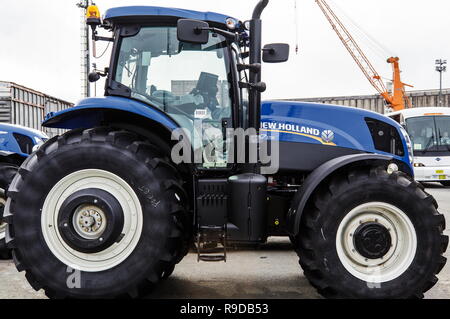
[388,107,450,186]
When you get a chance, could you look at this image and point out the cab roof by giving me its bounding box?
[103,6,236,26]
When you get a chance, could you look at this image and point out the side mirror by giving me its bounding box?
[88,72,101,83]
[177,19,210,44]
[262,43,290,63]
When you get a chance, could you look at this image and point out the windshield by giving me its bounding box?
[406,116,450,153]
[114,27,232,122]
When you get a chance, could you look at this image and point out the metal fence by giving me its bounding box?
[0,81,73,137]
[288,88,450,114]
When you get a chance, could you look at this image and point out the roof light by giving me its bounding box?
[87,5,100,19]
[226,17,237,30]
[86,5,101,27]
[424,113,444,116]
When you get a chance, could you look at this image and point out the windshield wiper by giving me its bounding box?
[420,138,435,154]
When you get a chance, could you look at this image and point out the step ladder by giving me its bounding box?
[196,225,227,262]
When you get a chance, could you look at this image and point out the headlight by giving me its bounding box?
[400,127,414,165]
[387,163,399,174]
[414,163,426,167]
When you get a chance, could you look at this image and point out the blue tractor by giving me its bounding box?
[5,1,447,298]
[0,124,48,259]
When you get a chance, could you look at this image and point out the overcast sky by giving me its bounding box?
[0,0,449,104]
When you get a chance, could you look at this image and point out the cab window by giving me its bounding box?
[13,133,34,154]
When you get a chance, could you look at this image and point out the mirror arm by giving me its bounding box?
[239,81,266,93]
[91,29,114,42]
[97,67,109,77]
[237,63,261,73]
[200,27,238,41]
[94,35,114,42]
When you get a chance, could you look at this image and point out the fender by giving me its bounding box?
[43,96,180,132]
[287,153,396,236]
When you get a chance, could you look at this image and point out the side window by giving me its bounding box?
[13,133,34,154]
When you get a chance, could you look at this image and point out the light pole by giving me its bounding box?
[435,59,447,106]
[77,0,92,98]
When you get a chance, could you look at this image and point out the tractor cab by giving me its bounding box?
[84,6,288,168]
[108,21,237,167]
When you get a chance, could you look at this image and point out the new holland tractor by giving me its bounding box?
[4,1,448,299]
[0,124,48,259]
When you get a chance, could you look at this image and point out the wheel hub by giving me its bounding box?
[58,188,124,254]
[353,222,392,259]
[73,205,106,240]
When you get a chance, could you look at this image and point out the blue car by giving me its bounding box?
[0,123,48,259]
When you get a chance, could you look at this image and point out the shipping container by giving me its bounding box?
[289,89,450,114]
[0,81,73,137]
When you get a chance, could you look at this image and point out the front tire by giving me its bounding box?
[5,128,190,298]
[0,164,19,260]
[296,167,448,299]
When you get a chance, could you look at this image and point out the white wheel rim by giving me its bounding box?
[0,195,6,241]
[41,169,143,272]
[336,202,417,283]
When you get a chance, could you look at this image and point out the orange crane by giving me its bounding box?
[315,0,413,111]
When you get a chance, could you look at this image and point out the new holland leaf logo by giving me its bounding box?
[321,130,335,143]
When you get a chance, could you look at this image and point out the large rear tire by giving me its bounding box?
[295,167,448,299]
[0,164,19,260]
[5,128,190,298]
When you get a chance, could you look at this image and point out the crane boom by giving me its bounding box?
[315,0,412,111]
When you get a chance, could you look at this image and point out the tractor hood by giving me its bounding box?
[261,100,410,160]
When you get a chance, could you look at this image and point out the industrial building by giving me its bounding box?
[0,81,73,137]
[291,88,450,114]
